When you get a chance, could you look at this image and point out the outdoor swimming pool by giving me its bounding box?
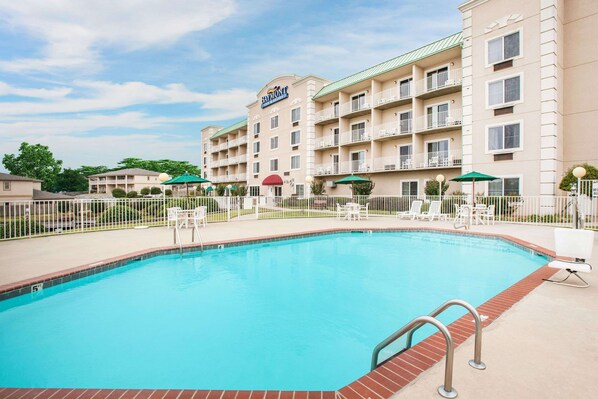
[0,231,547,390]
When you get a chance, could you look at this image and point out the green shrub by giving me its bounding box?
[233,185,247,197]
[280,197,312,208]
[310,180,326,195]
[353,180,375,196]
[140,187,150,196]
[368,196,411,212]
[150,186,162,195]
[97,205,141,224]
[112,188,126,198]
[126,191,138,198]
[0,218,46,239]
[165,189,172,197]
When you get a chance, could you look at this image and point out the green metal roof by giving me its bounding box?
[210,119,248,140]
[313,32,463,99]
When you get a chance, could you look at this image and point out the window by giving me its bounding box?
[270,136,279,150]
[399,78,412,98]
[399,111,412,133]
[488,123,521,152]
[295,184,305,197]
[252,162,260,174]
[351,122,366,142]
[253,141,260,154]
[333,102,340,117]
[290,155,301,170]
[270,115,278,130]
[426,103,449,128]
[249,185,260,196]
[426,140,449,167]
[253,122,261,136]
[3,181,10,191]
[399,145,413,169]
[333,128,340,146]
[351,151,367,172]
[426,67,448,91]
[488,177,520,196]
[488,31,520,65]
[290,130,301,146]
[488,75,521,107]
[270,158,279,172]
[351,93,366,111]
[291,107,301,123]
[401,181,418,196]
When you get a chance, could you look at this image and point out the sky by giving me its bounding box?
[0,0,463,171]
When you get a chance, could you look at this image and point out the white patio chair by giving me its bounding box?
[478,204,495,225]
[336,203,344,220]
[192,206,207,228]
[397,200,423,220]
[167,207,182,229]
[417,200,443,221]
[359,203,369,220]
[543,228,594,288]
[346,203,360,221]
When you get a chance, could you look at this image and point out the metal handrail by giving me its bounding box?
[371,316,458,398]
[405,299,486,370]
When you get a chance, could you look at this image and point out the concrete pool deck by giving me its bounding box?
[1,218,597,398]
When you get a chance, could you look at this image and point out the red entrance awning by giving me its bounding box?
[262,174,283,185]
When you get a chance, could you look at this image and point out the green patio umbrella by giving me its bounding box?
[161,172,210,204]
[334,175,371,195]
[450,171,497,205]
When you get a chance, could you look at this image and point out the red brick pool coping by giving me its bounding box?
[0,228,558,399]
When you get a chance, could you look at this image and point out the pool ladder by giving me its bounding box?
[371,299,486,398]
[173,219,203,254]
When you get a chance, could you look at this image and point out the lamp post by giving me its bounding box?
[158,173,171,225]
[436,174,445,203]
[572,166,586,229]
[226,184,232,197]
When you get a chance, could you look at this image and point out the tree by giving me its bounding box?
[150,187,162,195]
[77,165,110,177]
[559,163,598,195]
[112,188,126,198]
[55,168,88,192]
[310,179,326,195]
[2,142,63,191]
[354,180,375,196]
[140,187,150,196]
[424,180,450,196]
[116,158,201,176]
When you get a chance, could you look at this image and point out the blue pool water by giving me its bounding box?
[0,232,546,390]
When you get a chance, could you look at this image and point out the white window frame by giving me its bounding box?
[350,91,368,112]
[252,161,260,174]
[291,107,301,123]
[350,120,368,141]
[350,149,367,172]
[487,175,523,196]
[269,158,279,172]
[425,101,451,129]
[290,130,301,146]
[486,73,524,109]
[3,181,10,191]
[295,183,305,197]
[290,154,301,170]
[253,122,260,136]
[253,141,260,154]
[424,63,450,91]
[270,115,279,130]
[424,138,451,166]
[400,180,419,196]
[399,77,413,99]
[485,29,523,67]
[485,120,524,154]
[399,110,413,133]
[270,135,279,150]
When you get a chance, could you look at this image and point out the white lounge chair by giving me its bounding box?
[418,200,443,221]
[397,200,423,220]
[544,228,594,288]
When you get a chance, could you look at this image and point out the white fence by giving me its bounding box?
[1,194,596,240]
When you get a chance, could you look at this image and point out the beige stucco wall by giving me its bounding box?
[0,181,41,200]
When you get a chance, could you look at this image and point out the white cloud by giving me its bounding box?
[0,80,255,116]
[0,0,237,72]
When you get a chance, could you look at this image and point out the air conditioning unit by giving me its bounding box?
[326,181,336,188]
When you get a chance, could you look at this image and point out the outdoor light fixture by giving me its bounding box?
[572,166,586,229]
[436,174,445,202]
[158,173,170,182]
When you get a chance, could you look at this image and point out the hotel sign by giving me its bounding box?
[261,85,288,108]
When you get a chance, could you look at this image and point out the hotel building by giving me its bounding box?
[88,168,161,194]
[201,0,598,200]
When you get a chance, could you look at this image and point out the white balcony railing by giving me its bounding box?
[414,109,462,132]
[238,136,248,146]
[373,120,412,139]
[315,134,339,149]
[314,163,341,176]
[414,68,462,96]
[412,150,463,169]
[373,83,412,106]
[315,107,339,123]
[340,128,371,145]
[340,95,372,116]
[339,160,371,174]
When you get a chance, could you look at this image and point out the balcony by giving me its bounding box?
[414,68,462,99]
[373,120,412,140]
[414,109,462,134]
[340,128,371,146]
[315,134,339,150]
[340,160,371,174]
[315,107,339,125]
[340,96,372,118]
[373,85,412,110]
[314,163,340,176]
[238,136,248,146]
